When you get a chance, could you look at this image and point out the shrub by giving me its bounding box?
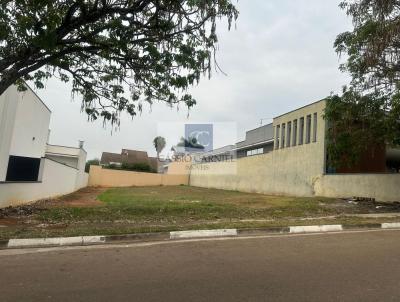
[121,162,153,173]
[85,159,100,173]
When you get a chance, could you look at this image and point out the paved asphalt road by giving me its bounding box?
[1,230,400,302]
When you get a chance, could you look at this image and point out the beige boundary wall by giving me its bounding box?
[88,165,189,187]
[314,174,400,202]
[190,152,322,197]
[0,158,89,208]
[189,155,400,202]
[190,100,328,197]
[189,100,400,202]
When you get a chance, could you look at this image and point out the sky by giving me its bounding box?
[34,0,352,160]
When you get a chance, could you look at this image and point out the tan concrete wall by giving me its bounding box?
[0,158,85,208]
[190,100,400,201]
[190,101,327,197]
[167,160,192,175]
[88,165,189,187]
[190,156,400,201]
[314,174,400,202]
[190,151,320,196]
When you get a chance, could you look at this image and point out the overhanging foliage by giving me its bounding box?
[0,0,238,125]
[326,0,400,167]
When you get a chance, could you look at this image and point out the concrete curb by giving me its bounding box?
[382,222,400,229]
[170,229,237,239]
[7,236,105,248]
[2,223,400,249]
[289,225,343,234]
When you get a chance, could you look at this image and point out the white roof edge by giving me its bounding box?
[234,139,274,151]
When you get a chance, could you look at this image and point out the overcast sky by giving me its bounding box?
[34,0,352,160]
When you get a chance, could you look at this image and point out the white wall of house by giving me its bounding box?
[45,154,79,168]
[0,86,19,181]
[9,88,51,158]
[0,158,88,208]
[45,144,88,189]
[0,85,89,207]
[46,144,81,157]
[0,85,51,181]
[75,148,88,188]
[46,145,82,168]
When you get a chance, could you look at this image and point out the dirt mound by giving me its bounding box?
[0,187,106,219]
[46,187,106,207]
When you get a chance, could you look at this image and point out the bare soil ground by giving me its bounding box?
[39,187,106,208]
[0,187,105,226]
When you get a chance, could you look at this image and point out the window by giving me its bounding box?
[313,112,318,142]
[306,114,312,144]
[299,117,304,145]
[6,156,41,181]
[246,148,264,157]
[275,125,280,149]
[281,123,286,149]
[293,119,298,146]
[287,121,292,147]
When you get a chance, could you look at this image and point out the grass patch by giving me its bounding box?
[1,186,398,239]
[36,186,343,224]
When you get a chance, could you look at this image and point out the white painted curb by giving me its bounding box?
[7,236,105,248]
[6,222,400,249]
[381,223,400,229]
[289,225,343,234]
[170,229,238,240]
[82,236,106,244]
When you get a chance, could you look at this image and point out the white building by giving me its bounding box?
[0,84,88,207]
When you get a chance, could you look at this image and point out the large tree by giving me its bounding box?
[0,0,238,124]
[325,0,400,167]
[335,0,400,95]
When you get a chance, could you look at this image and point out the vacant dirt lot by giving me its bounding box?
[1,186,400,239]
[40,187,106,208]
